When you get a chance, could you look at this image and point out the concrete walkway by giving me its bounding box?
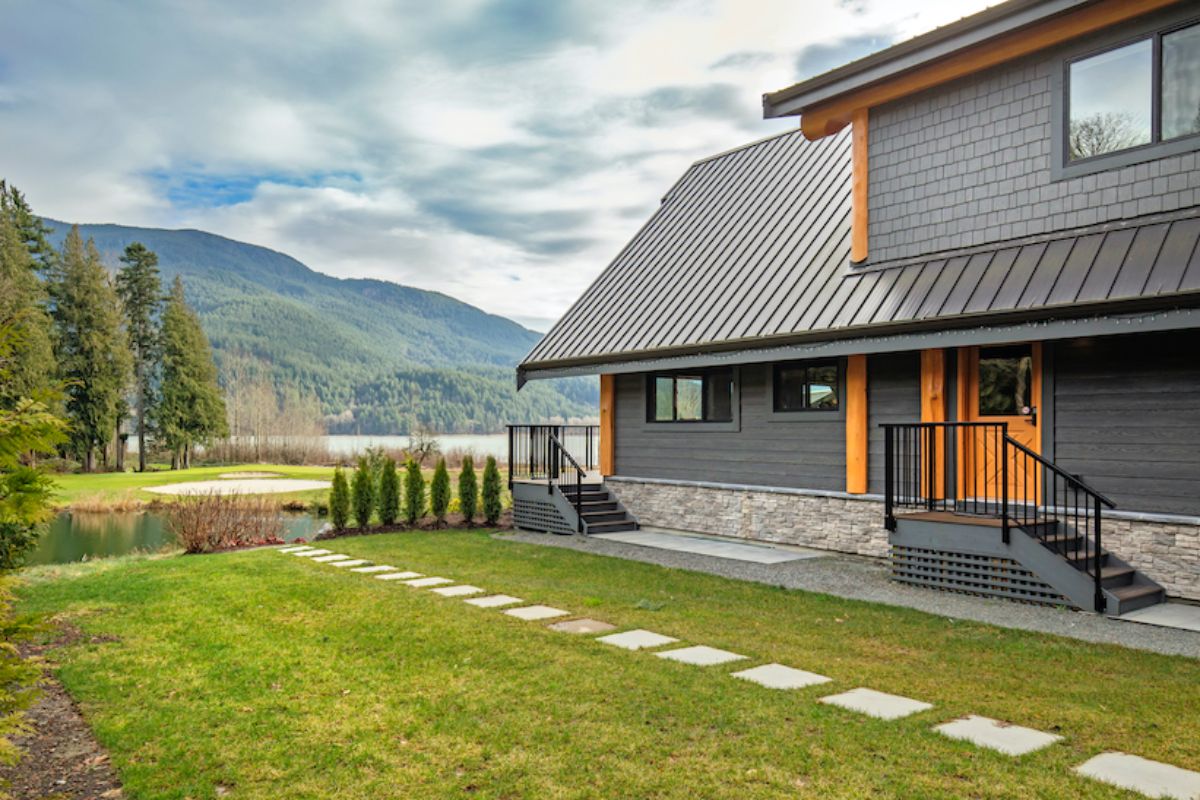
[591,528,823,564]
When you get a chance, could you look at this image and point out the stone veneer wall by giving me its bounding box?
[607,477,1200,601]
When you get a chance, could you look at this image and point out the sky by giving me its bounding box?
[1,0,995,331]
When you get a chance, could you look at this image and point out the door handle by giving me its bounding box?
[1024,405,1038,426]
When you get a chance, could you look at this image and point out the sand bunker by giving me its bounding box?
[144,479,330,496]
[217,471,283,479]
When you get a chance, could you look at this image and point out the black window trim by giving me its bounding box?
[771,358,841,414]
[645,367,736,425]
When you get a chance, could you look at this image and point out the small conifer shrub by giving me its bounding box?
[458,456,478,525]
[482,455,502,525]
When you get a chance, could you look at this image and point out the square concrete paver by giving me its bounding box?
[279,545,313,553]
[505,605,570,621]
[375,571,424,581]
[351,565,397,573]
[732,663,832,690]
[311,554,352,563]
[819,688,933,720]
[934,715,1062,756]
[405,577,454,587]
[1076,753,1200,799]
[432,585,484,597]
[595,629,679,651]
[1121,602,1200,633]
[548,618,617,634]
[331,559,370,568]
[293,549,332,557]
[655,645,748,666]
[464,594,524,608]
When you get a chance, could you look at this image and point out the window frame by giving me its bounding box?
[1053,14,1200,180]
[770,359,842,415]
[644,367,737,426]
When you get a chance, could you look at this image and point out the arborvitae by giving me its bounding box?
[378,457,399,526]
[351,457,375,529]
[482,455,502,525]
[50,228,132,471]
[115,243,162,472]
[157,277,227,468]
[0,205,53,406]
[430,457,450,525]
[403,458,425,525]
[329,466,350,530]
[458,455,478,526]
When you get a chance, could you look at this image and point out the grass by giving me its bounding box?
[51,464,337,509]
[17,531,1200,799]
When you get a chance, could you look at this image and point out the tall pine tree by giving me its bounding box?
[0,196,54,407]
[115,243,162,472]
[50,227,132,471]
[157,276,227,469]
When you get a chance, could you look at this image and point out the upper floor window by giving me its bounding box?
[773,360,838,412]
[1068,21,1200,162]
[648,368,733,423]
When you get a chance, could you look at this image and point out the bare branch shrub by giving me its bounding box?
[164,491,285,553]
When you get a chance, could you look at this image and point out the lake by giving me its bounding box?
[323,433,509,458]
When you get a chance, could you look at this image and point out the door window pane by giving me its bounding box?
[1069,39,1153,160]
[774,366,807,411]
[807,365,839,409]
[654,377,673,421]
[674,377,703,421]
[978,346,1033,416]
[1163,24,1200,141]
[706,370,733,421]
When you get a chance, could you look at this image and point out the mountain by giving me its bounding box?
[42,219,597,434]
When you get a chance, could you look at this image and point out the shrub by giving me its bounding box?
[430,457,451,525]
[330,466,350,529]
[403,458,425,524]
[164,492,285,553]
[378,457,400,526]
[458,456,478,525]
[351,457,375,529]
[0,576,39,767]
[482,455,502,525]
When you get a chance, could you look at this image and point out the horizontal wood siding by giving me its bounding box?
[614,364,845,491]
[1054,331,1200,516]
[868,353,922,495]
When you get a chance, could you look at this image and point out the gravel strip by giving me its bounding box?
[499,530,1200,659]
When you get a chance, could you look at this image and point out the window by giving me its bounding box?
[773,360,839,412]
[977,345,1033,417]
[1067,20,1200,162]
[648,369,733,422]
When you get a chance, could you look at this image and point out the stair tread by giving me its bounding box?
[1109,584,1163,600]
[1100,565,1135,579]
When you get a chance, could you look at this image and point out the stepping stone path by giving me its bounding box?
[1075,753,1200,800]
[820,688,933,720]
[732,663,831,690]
[311,554,352,563]
[279,545,313,553]
[655,645,747,666]
[293,549,332,558]
[549,618,616,634]
[332,559,370,568]
[351,565,397,573]
[596,629,679,650]
[376,571,424,581]
[432,585,484,597]
[405,576,454,587]
[934,715,1062,756]
[505,605,570,621]
[465,594,524,608]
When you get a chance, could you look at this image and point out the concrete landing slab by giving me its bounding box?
[331,559,370,568]
[465,594,523,608]
[279,545,313,553]
[819,688,932,720]
[596,629,679,650]
[405,576,453,587]
[548,618,616,634]
[934,715,1062,756]
[432,585,484,597]
[505,605,570,621]
[1076,752,1200,799]
[732,663,831,689]
[655,645,748,666]
[351,565,397,573]
[591,528,821,564]
[311,554,351,563]
[375,571,423,581]
[1121,602,1200,633]
[293,549,332,557]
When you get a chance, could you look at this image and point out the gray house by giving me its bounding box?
[511,0,1200,615]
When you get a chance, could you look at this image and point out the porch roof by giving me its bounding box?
[519,129,1200,381]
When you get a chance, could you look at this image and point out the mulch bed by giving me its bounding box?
[314,510,514,541]
[0,626,124,799]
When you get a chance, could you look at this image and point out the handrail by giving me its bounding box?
[547,432,586,533]
[1003,435,1116,508]
[506,424,595,533]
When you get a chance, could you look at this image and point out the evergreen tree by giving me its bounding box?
[0,203,54,406]
[403,458,424,525]
[115,243,162,472]
[157,277,227,468]
[430,457,450,525]
[458,456,478,526]
[351,457,375,529]
[329,466,350,530]
[482,455,502,526]
[378,457,399,526]
[0,181,56,275]
[50,227,132,471]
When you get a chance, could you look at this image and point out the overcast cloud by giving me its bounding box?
[1,0,993,330]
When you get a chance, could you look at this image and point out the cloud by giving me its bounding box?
[794,32,895,81]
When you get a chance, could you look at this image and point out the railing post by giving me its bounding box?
[884,426,895,531]
[1094,496,1105,614]
[507,426,514,490]
[1001,427,1010,545]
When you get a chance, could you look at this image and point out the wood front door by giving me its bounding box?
[960,343,1042,504]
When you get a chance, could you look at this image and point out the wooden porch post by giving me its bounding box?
[599,374,615,476]
[921,349,947,498]
[845,354,868,494]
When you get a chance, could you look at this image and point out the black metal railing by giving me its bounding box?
[548,432,586,533]
[883,421,1116,613]
[506,424,598,484]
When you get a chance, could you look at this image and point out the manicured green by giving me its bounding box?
[50,464,337,508]
[18,532,1200,799]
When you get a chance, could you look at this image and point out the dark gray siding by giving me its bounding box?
[867,352,921,494]
[613,364,845,491]
[1054,330,1200,516]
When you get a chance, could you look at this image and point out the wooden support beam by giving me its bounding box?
[845,354,868,494]
[851,108,869,264]
[921,349,947,498]
[599,374,615,476]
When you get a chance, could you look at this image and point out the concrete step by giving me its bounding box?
[586,520,639,534]
[1110,583,1165,615]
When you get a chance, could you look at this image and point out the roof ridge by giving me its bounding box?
[687,126,813,168]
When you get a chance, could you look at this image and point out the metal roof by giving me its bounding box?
[520,129,1200,377]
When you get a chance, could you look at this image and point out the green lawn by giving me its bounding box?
[18,532,1200,799]
[51,464,337,508]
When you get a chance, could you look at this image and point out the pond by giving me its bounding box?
[28,511,325,566]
